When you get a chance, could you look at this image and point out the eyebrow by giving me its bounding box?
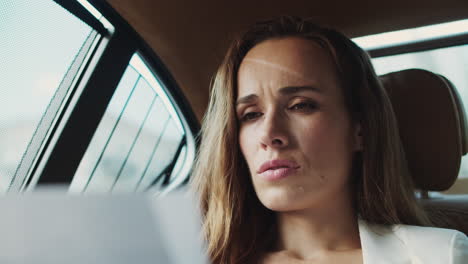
[236,94,258,106]
[236,86,320,106]
[279,85,321,95]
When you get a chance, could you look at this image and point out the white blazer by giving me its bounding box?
[359,219,468,264]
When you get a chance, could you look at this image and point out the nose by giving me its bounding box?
[259,112,289,150]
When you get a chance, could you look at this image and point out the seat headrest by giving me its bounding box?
[379,69,468,191]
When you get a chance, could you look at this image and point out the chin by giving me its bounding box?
[256,188,309,212]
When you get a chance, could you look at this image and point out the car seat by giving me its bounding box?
[380,68,468,235]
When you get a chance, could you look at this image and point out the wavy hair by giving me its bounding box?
[191,16,431,264]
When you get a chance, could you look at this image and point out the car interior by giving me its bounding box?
[1,0,468,250]
[103,0,468,235]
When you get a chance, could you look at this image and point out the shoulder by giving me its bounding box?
[393,224,463,242]
[393,224,468,263]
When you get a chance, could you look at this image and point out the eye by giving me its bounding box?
[240,112,262,122]
[289,101,318,112]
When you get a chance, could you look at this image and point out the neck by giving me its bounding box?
[275,193,361,259]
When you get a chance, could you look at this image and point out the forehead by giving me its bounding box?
[237,37,339,96]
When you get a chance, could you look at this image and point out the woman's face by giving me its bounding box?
[236,37,361,212]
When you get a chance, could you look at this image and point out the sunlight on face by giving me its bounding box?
[236,37,361,212]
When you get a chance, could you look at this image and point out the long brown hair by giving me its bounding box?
[191,16,431,264]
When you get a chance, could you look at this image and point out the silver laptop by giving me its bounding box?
[0,189,207,264]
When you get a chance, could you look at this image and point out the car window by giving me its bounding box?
[1,0,197,193]
[70,54,191,193]
[0,0,100,192]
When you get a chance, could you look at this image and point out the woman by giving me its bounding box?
[192,16,468,263]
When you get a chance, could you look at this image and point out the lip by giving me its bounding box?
[257,159,300,181]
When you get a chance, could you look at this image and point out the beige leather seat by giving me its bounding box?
[380,69,468,235]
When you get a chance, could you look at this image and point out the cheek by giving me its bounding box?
[294,115,330,144]
[298,115,355,172]
[238,126,257,166]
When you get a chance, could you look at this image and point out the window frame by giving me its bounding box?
[8,0,199,192]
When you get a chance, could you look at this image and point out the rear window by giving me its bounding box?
[71,54,191,193]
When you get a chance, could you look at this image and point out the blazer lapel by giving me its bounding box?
[358,219,412,264]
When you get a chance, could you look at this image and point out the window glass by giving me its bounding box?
[353,19,468,50]
[0,0,94,192]
[131,119,184,192]
[370,44,468,194]
[71,54,187,193]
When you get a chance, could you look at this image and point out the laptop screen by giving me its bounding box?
[0,190,207,264]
